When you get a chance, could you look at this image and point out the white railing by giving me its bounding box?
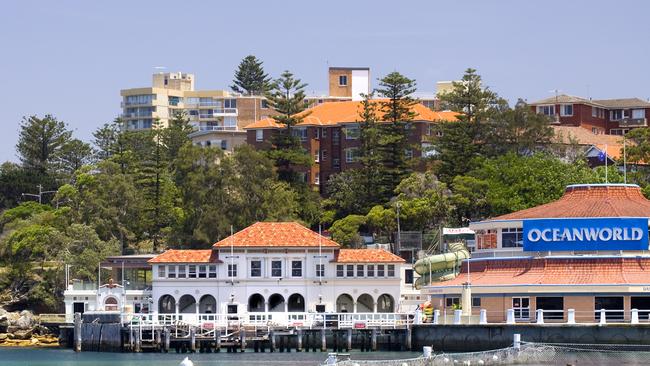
[418,308,650,325]
[125,312,413,329]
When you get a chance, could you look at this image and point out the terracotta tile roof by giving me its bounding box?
[243,117,285,129]
[433,257,650,287]
[552,126,625,159]
[294,101,458,127]
[488,184,650,221]
[334,249,406,263]
[148,249,220,263]
[213,222,340,248]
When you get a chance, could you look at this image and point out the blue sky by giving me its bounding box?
[1,0,649,162]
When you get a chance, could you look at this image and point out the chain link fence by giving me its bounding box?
[333,342,650,365]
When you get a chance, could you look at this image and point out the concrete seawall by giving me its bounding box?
[413,324,650,351]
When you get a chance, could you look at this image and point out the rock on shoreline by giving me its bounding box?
[0,308,59,347]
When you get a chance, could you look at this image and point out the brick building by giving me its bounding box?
[245,100,457,191]
[529,94,650,135]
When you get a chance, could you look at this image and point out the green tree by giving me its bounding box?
[365,205,396,238]
[231,55,272,96]
[375,72,418,198]
[438,68,500,125]
[17,115,72,174]
[330,214,366,248]
[0,162,57,209]
[265,70,312,184]
[92,119,122,161]
[163,111,194,164]
[57,138,93,180]
[393,171,453,231]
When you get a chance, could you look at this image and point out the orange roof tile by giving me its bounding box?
[334,249,406,263]
[294,101,458,127]
[433,257,650,287]
[213,222,340,248]
[243,117,285,129]
[148,249,220,263]
[552,125,626,159]
[488,184,650,221]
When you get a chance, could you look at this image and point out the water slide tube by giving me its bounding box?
[413,242,470,289]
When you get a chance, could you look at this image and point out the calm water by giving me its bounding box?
[0,347,422,366]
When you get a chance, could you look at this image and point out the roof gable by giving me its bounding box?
[213,222,340,248]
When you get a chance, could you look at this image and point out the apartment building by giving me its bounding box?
[245,100,457,191]
[529,94,650,135]
[120,72,275,152]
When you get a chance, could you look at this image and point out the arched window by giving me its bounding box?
[357,294,374,313]
[178,295,197,313]
[336,294,354,313]
[268,294,285,312]
[287,293,305,312]
[248,294,265,312]
[377,294,395,313]
[159,295,176,314]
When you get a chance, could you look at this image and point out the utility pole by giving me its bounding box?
[21,184,57,204]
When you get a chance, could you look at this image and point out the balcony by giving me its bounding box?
[195,126,239,132]
[619,118,647,127]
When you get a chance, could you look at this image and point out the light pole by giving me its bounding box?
[21,184,57,204]
[395,202,401,254]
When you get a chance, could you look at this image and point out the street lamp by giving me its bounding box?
[21,184,57,204]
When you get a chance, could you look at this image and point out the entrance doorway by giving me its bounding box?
[73,302,85,314]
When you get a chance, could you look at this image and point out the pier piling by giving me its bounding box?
[371,328,377,351]
[346,329,352,351]
[321,328,327,352]
[240,329,246,352]
[297,329,303,351]
[73,313,81,352]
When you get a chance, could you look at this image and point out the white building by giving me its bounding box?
[64,222,412,323]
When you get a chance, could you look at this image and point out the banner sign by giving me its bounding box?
[443,227,475,236]
[523,218,649,251]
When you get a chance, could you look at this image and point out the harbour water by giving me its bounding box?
[0,347,422,366]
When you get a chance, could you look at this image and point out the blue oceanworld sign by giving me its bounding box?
[523,218,649,251]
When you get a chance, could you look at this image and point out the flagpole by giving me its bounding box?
[605,144,608,184]
[623,135,627,184]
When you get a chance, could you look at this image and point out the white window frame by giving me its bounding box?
[344,126,360,140]
[316,263,325,278]
[314,149,320,162]
[560,104,573,116]
[167,265,176,279]
[228,264,237,278]
[291,260,303,277]
[512,297,530,321]
[198,265,207,278]
[387,264,395,277]
[336,264,344,277]
[632,109,645,119]
[178,265,187,279]
[188,265,197,278]
[356,264,365,277]
[255,129,263,142]
[314,172,320,185]
[271,260,282,278]
[536,105,555,116]
[377,264,385,277]
[250,260,262,278]
[367,264,375,277]
[611,110,623,121]
[208,265,217,278]
[345,148,359,163]
[346,264,354,278]
[158,265,166,279]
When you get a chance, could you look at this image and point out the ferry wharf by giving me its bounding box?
[65,311,415,353]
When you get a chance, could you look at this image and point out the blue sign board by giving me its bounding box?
[523,218,649,251]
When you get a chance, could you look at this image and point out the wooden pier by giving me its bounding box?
[72,312,415,353]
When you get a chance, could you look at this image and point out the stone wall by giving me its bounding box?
[412,324,650,351]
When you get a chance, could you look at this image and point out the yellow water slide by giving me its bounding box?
[413,242,470,289]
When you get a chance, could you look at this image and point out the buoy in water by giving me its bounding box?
[179,357,194,366]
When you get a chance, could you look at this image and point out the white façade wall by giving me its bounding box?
[351,70,370,101]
